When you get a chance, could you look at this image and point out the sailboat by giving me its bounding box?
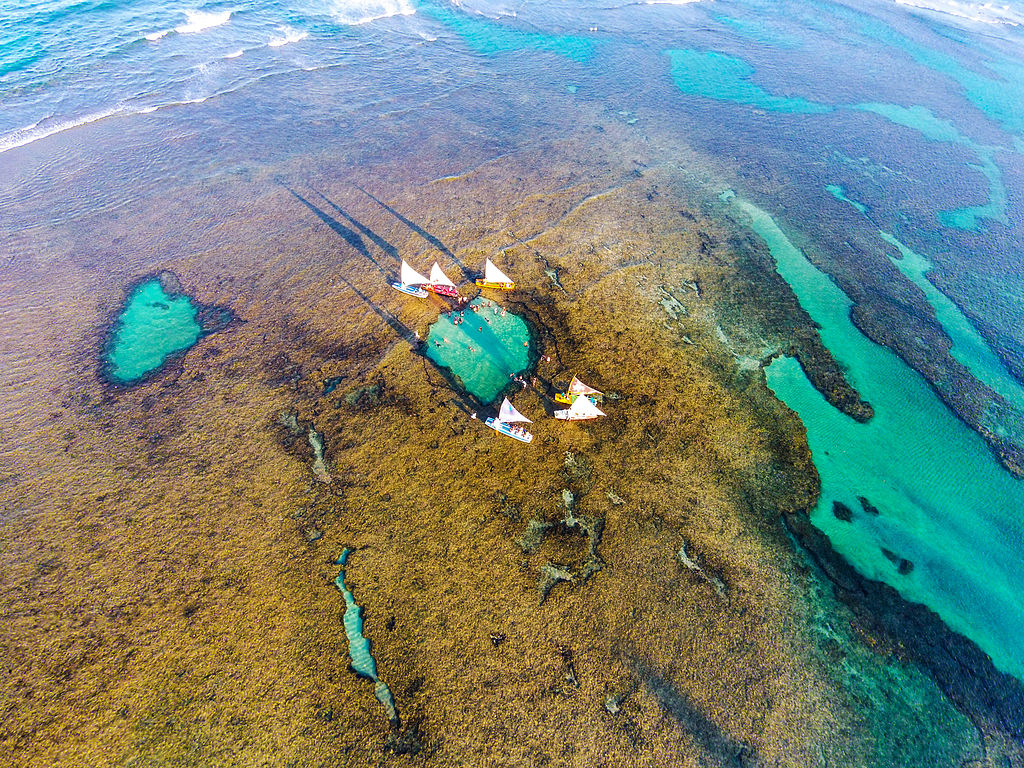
[475,258,515,290]
[390,260,430,298]
[485,397,534,443]
[554,376,603,405]
[425,262,460,298]
[554,395,606,421]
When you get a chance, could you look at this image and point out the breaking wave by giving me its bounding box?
[892,0,1024,26]
[325,0,417,26]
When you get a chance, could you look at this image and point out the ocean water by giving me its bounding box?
[3,0,1024,762]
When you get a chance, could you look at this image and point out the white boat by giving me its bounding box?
[485,397,534,443]
[554,375,603,405]
[426,262,460,298]
[554,394,606,421]
[390,260,429,298]
[475,258,515,290]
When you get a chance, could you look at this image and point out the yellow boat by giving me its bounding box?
[555,375,603,405]
[474,258,515,290]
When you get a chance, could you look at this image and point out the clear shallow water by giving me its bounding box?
[4,0,1024,723]
[105,278,201,383]
[425,297,530,404]
[732,195,1024,681]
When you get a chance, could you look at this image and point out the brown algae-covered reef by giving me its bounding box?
[0,115,999,768]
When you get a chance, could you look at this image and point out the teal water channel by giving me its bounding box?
[105,278,202,384]
[663,47,1009,231]
[826,184,1024,418]
[425,297,531,404]
[334,549,398,725]
[727,194,1024,682]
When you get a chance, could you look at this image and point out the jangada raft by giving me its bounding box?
[426,262,460,298]
[475,258,515,290]
[390,260,429,298]
[554,394,606,421]
[485,397,534,443]
[554,375,603,405]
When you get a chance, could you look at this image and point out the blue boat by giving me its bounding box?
[485,397,534,443]
[390,260,429,298]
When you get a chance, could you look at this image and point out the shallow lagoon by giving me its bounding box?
[424,297,531,404]
[105,278,201,384]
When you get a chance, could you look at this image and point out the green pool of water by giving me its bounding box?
[425,297,531,404]
[728,194,1024,682]
[664,48,831,114]
[105,279,202,384]
[421,2,595,63]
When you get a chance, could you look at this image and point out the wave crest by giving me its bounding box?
[327,0,417,26]
[269,26,310,46]
[175,9,233,35]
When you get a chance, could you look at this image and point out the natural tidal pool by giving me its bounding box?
[730,195,1024,682]
[104,278,202,384]
[424,297,531,404]
[334,550,397,725]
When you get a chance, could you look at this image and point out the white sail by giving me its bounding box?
[498,397,532,424]
[567,376,603,397]
[555,396,606,421]
[429,262,456,287]
[484,258,513,285]
[400,260,429,286]
[569,396,605,419]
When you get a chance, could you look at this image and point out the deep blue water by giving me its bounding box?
[5,0,1024,682]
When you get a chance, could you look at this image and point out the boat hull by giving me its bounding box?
[475,279,515,290]
[485,417,534,443]
[426,284,460,298]
[390,282,428,298]
[554,393,599,405]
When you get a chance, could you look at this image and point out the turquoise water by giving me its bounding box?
[828,184,1024,413]
[420,2,595,63]
[825,185,867,215]
[425,297,531,404]
[105,279,202,384]
[730,195,1024,682]
[334,549,398,724]
[853,103,1007,231]
[662,48,1008,231]
[826,2,1024,139]
[663,49,831,114]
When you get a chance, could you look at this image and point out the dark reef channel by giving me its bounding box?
[101,271,236,386]
[784,509,1024,761]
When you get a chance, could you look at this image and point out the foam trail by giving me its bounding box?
[145,29,170,41]
[176,9,232,34]
[224,49,244,58]
[269,26,309,47]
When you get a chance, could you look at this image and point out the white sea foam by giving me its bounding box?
[0,106,127,155]
[269,25,309,46]
[145,29,170,41]
[326,0,416,26]
[224,49,244,58]
[175,9,233,34]
[893,0,1024,25]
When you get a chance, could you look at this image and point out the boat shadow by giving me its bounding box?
[354,184,475,282]
[310,188,401,267]
[280,182,391,279]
